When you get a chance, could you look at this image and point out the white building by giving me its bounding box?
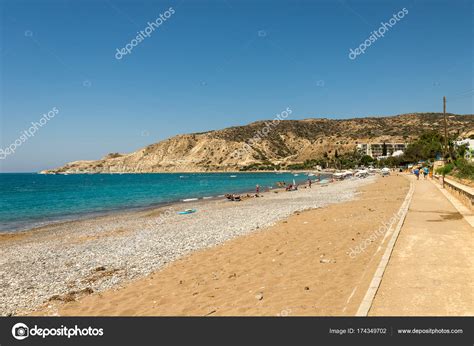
[357,143,407,158]
[455,139,474,161]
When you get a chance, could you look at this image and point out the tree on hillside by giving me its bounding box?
[382,142,388,156]
[403,131,444,162]
[360,155,374,166]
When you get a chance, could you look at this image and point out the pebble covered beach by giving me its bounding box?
[0,177,375,315]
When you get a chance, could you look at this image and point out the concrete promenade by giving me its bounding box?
[369,175,473,316]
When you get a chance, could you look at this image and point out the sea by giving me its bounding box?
[0,172,321,232]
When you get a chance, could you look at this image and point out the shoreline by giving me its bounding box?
[35,170,330,175]
[1,176,371,316]
[1,172,324,234]
[29,174,411,316]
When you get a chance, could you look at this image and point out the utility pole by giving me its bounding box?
[443,96,448,158]
[442,96,447,188]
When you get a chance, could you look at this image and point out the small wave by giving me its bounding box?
[182,198,198,202]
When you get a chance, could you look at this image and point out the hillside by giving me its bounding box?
[41,113,474,173]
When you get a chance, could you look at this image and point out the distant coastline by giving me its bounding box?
[40,113,474,175]
[37,169,323,175]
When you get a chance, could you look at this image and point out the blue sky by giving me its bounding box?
[0,0,472,172]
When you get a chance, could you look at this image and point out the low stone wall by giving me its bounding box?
[433,175,474,211]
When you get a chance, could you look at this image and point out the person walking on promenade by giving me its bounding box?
[414,167,420,180]
[423,166,429,179]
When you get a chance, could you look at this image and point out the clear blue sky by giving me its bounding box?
[0,0,472,172]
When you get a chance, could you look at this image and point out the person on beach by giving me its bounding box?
[225,194,241,201]
[423,166,429,179]
[255,184,260,197]
[308,178,312,188]
[414,168,420,180]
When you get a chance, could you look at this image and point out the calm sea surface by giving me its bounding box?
[0,172,319,232]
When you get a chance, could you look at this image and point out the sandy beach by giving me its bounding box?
[3,174,409,316]
[0,174,383,316]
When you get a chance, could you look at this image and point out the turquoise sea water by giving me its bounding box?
[0,172,316,232]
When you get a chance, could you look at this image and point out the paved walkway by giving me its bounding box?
[369,175,473,316]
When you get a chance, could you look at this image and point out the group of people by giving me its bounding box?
[225,193,241,201]
[285,183,298,191]
[275,181,301,190]
[225,184,262,202]
[226,178,317,202]
[413,166,430,180]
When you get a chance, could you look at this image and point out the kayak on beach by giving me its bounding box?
[178,209,197,215]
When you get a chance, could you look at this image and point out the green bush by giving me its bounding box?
[240,162,280,171]
[360,155,374,166]
[435,163,454,176]
[454,158,474,180]
[286,163,306,170]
